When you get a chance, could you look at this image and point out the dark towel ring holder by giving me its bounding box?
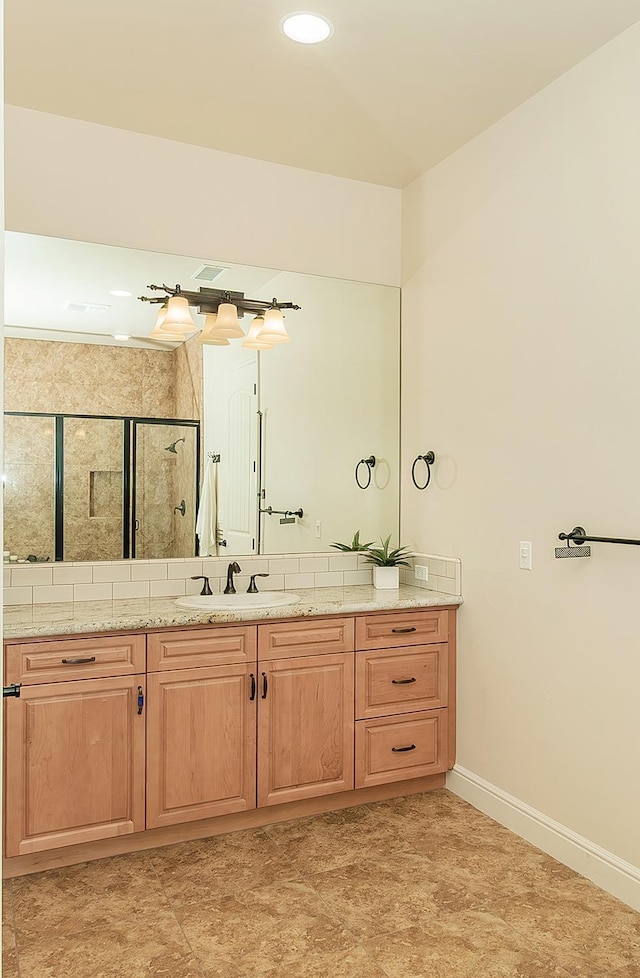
[411,452,435,490]
[355,455,376,490]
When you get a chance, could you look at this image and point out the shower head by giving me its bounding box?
[165,437,186,454]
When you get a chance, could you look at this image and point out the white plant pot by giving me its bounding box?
[373,566,400,589]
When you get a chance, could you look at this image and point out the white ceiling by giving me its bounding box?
[4,233,284,349]
[6,0,640,187]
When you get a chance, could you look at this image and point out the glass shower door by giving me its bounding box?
[133,422,198,559]
[63,417,125,561]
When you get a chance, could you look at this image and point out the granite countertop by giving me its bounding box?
[3,584,463,640]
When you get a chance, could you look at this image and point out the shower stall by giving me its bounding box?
[3,412,200,561]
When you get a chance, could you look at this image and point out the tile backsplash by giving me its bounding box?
[3,550,462,606]
[3,552,375,606]
[399,553,462,596]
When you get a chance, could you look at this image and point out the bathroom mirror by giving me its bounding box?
[3,232,400,561]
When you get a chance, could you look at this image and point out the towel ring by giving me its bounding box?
[411,452,435,490]
[355,455,376,490]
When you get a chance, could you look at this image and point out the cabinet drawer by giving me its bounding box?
[258,617,354,661]
[355,610,448,650]
[5,634,146,685]
[355,710,448,788]
[355,644,448,719]
[147,626,257,671]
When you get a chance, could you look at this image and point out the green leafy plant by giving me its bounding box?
[330,530,374,552]
[362,535,412,567]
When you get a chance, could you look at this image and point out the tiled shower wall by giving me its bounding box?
[3,551,462,606]
[4,336,203,563]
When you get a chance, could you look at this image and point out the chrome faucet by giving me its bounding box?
[224,561,242,594]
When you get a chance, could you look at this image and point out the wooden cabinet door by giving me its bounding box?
[5,675,145,857]
[258,652,354,807]
[146,664,256,829]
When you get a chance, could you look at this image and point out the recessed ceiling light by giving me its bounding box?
[110,290,132,297]
[113,333,131,341]
[281,12,333,44]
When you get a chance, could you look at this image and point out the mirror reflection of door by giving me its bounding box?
[133,422,199,559]
[204,349,258,556]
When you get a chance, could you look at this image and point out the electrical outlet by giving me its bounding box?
[414,564,428,582]
[519,541,533,570]
[315,521,322,539]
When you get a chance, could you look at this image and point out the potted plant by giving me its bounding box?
[330,530,374,552]
[363,535,412,589]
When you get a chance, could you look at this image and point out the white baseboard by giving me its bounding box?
[446,765,640,912]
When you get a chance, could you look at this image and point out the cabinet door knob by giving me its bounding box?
[61,656,97,665]
[249,674,256,701]
[391,744,416,753]
[392,677,417,685]
[391,627,416,634]
[261,672,268,699]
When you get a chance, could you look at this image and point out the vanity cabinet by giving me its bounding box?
[4,604,456,873]
[145,625,258,830]
[258,652,354,806]
[4,634,146,857]
[354,610,452,788]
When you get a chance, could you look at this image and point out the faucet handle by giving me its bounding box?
[191,575,213,596]
[247,573,269,594]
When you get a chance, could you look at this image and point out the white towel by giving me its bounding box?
[196,457,221,556]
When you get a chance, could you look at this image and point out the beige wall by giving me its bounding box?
[5,107,401,287]
[401,23,640,869]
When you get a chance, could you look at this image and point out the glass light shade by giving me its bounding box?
[148,326,183,342]
[200,314,230,346]
[259,307,291,344]
[163,294,197,332]
[148,305,184,341]
[213,302,244,338]
[242,316,274,350]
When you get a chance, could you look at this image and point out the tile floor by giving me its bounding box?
[2,790,639,977]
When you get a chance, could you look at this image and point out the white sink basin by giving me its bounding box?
[175,592,301,612]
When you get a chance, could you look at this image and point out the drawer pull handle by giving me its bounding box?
[61,656,97,665]
[261,672,268,699]
[249,673,256,701]
[137,686,144,715]
[392,744,417,753]
[392,677,417,685]
[391,627,416,634]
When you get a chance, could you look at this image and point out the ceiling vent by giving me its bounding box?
[190,264,228,283]
[66,301,111,313]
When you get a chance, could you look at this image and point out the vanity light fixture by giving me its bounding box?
[139,284,300,348]
[281,12,333,43]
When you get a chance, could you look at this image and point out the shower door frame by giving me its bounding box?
[130,418,201,559]
[4,411,201,561]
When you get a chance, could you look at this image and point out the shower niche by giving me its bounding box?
[3,412,200,562]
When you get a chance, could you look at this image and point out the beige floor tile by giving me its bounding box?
[148,828,300,908]
[363,911,573,978]
[2,947,20,978]
[12,852,171,945]
[176,879,369,978]
[15,910,204,978]
[500,884,640,977]
[306,850,484,938]
[2,880,16,953]
[265,802,415,874]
